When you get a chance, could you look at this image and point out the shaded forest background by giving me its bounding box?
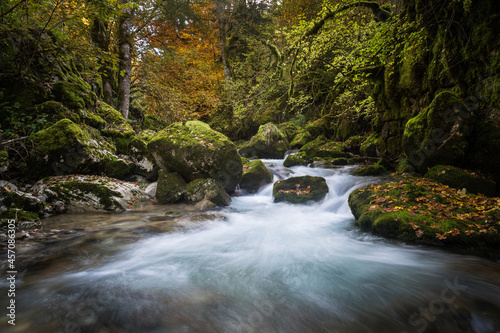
[1,0,499,186]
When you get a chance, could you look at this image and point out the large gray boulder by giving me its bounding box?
[29,175,150,213]
[148,121,242,192]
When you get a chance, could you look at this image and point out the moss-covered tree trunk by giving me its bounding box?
[216,1,232,82]
[117,0,132,119]
[91,18,114,106]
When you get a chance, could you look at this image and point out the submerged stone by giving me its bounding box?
[273,176,329,204]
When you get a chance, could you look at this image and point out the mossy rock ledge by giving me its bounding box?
[348,177,500,259]
[29,119,133,179]
[29,175,150,213]
[424,165,496,197]
[239,123,290,159]
[239,159,273,193]
[273,176,329,204]
[148,121,242,192]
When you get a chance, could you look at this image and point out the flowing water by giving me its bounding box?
[2,162,500,333]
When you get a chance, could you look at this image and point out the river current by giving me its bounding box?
[2,161,500,332]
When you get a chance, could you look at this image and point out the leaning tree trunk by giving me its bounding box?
[117,0,132,119]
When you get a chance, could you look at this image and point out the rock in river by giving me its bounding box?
[273,176,329,204]
[148,121,242,192]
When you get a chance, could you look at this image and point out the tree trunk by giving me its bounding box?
[91,18,113,105]
[216,1,232,81]
[117,0,132,119]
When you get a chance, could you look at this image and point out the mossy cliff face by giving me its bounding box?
[348,176,500,259]
[369,0,500,185]
[402,91,473,172]
[148,121,243,192]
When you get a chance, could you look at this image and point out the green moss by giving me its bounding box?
[332,157,348,166]
[277,122,301,141]
[101,129,135,154]
[299,136,345,161]
[238,123,290,159]
[290,130,312,149]
[80,110,106,129]
[360,133,381,157]
[53,81,96,110]
[142,114,167,131]
[101,156,134,180]
[395,158,415,174]
[185,178,231,206]
[156,170,187,204]
[425,165,496,196]
[283,154,307,167]
[352,164,387,176]
[31,119,91,155]
[305,119,328,139]
[0,150,8,170]
[349,177,500,258]
[273,176,329,204]
[240,159,273,193]
[0,208,40,221]
[148,120,242,191]
[47,180,122,210]
[96,102,133,131]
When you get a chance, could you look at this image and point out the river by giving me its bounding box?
[1,161,500,332]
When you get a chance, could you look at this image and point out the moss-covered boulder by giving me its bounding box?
[290,130,312,149]
[156,171,187,204]
[277,122,301,142]
[424,165,496,196]
[29,119,129,179]
[402,91,473,172]
[0,150,8,173]
[273,176,329,204]
[142,114,167,131]
[332,157,349,166]
[342,136,365,155]
[349,177,500,259]
[148,121,242,192]
[29,175,149,213]
[305,119,329,139]
[298,136,346,161]
[239,123,290,159]
[352,164,388,176]
[53,81,97,110]
[239,159,273,193]
[0,186,45,215]
[283,154,307,167]
[96,102,133,131]
[0,209,41,231]
[185,178,231,207]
